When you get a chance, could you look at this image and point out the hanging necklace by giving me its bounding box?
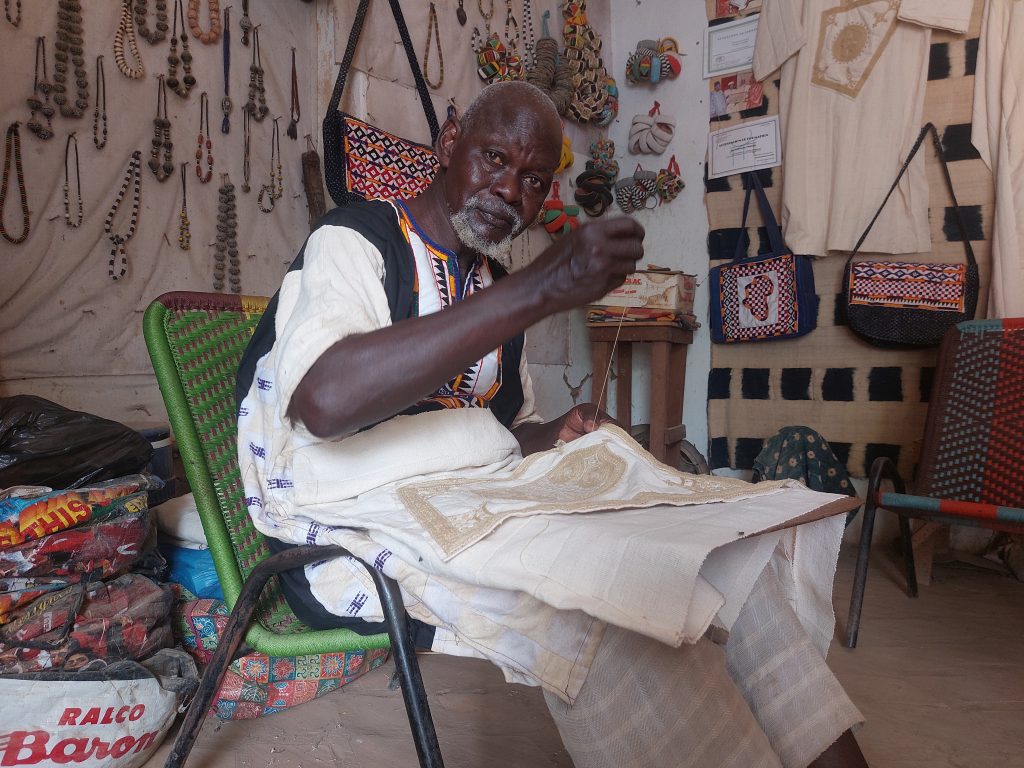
[501,0,522,79]
[244,25,269,121]
[26,37,55,141]
[166,0,196,98]
[478,0,493,30]
[455,0,466,26]
[148,75,173,182]
[287,47,300,139]
[257,117,281,213]
[178,162,190,250]
[423,3,444,90]
[214,173,239,292]
[135,0,169,44]
[53,0,89,118]
[195,91,214,182]
[1,123,30,246]
[220,5,232,133]
[64,132,83,227]
[187,0,221,44]
[93,55,108,149]
[241,105,251,193]
[104,150,142,281]
[115,0,145,79]
[5,0,20,27]
[522,0,535,70]
[239,0,251,45]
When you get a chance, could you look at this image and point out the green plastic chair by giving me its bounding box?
[143,291,443,767]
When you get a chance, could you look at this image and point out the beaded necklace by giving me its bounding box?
[287,47,300,139]
[500,0,523,80]
[195,91,214,182]
[26,37,55,141]
[148,75,173,182]
[220,5,232,133]
[241,106,251,193]
[244,25,269,121]
[5,0,20,27]
[177,162,190,250]
[93,55,108,149]
[167,0,196,98]
[64,132,83,228]
[257,118,281,213]
[521,0,535,70]
[115,0,145,79]
[423,3,444,90]
[104,150,142,281]
[1,123,30,246]
[214,173,239,292]
[239,0,251,45]
[187,0,221,44]
[478,0,493,30]
[135,0,169,45]
[53,0,89,118]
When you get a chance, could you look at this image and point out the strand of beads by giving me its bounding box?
[243,25,268,121]
[53,0,89,118]
[0,123,30,245]
[166,0,197,98]
[26,37,56,141]
[187,0,221,43]
[135,0,169,44]
[214,174,239,291]
[195,91,214,182]
[64,132,84,227]
[93,55,108,148]
[148,75,174,182]
[104,150,143,280]
[178,162,190,250]
[114,0,145,79]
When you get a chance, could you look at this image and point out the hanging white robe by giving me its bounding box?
[971,0,1024,319]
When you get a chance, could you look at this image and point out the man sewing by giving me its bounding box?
[237,81,868,768]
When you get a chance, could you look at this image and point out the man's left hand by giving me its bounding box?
[555,403,619,444]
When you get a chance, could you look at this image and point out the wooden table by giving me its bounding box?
[588,324,693,465]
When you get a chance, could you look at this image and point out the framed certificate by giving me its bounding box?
[707,115,782,179]
[703,15,760,79]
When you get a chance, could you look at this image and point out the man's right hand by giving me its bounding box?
[526,216,646,314]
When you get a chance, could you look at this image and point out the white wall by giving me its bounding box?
[528,0,712,455]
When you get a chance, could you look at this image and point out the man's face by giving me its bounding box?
[441,108,562,251]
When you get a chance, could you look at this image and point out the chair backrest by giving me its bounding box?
[916,319,1024,507]
[143,291,302,633]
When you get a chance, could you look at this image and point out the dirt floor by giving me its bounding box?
[148,544,1024,768]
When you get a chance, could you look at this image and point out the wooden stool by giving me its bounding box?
[588,324,693,464]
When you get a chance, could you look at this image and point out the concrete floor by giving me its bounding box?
[150,544,1024,768]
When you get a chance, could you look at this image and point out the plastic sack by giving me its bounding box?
[0,573,174,675]
[0,396,153,490]
[0,475,160,549]
[0,648,198,768]
[157,542,223,600]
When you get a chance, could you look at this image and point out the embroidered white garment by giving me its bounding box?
[972,0,1024,318]
[753,0,973,255]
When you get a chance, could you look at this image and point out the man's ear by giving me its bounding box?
[436,116,461,169]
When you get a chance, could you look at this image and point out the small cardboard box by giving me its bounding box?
[598,270,696,313]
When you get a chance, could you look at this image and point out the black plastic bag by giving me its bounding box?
[0,396,153,489]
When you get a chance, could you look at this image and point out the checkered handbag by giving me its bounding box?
[709,173,818,343]
[322,0,440,208]
[842,123,978,347]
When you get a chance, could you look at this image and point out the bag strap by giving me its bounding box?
[733,172,786,261]
[847,122,975,269]
[327,0,440,143]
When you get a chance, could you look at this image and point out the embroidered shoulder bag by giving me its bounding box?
[709,172,818,343]
[842,123,978,347]
[322,0,440,207]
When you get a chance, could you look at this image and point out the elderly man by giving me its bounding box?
[237,81,868,768]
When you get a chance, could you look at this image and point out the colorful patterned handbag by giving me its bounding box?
[842,123,978,347]
[322,0,440,208]
[709,173,818,343]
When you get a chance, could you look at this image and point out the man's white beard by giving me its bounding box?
[449,194,523,269]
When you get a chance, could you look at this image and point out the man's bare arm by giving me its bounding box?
[287,217,644,440]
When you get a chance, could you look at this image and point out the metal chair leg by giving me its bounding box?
[164,544,353,768]
[362,564,445,768]
[897,514,919,598]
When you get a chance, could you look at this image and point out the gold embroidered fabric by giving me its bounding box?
[812,0,899,98]
[397,425,790,557]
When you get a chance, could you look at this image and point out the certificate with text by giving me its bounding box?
[707,115,781,179]
[703,15,759,78]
